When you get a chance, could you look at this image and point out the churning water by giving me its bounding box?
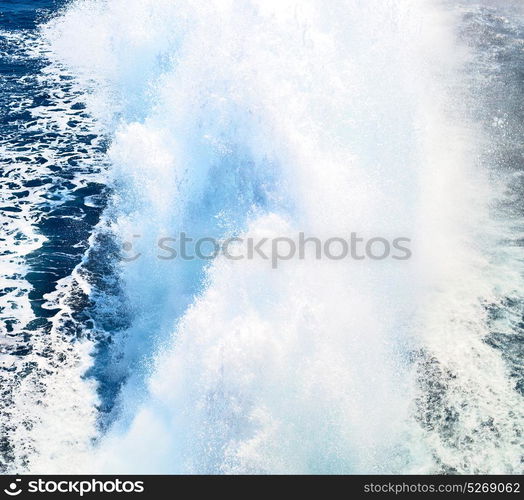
[0,0,522,474]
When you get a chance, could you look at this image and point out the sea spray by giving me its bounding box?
[9,0,519,473]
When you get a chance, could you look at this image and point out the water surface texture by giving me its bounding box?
[0,0,522,474]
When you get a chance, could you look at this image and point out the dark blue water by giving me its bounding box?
[0,1,58,30]
[0,0,113,471]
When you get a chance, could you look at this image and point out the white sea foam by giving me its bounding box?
[28,0,524,473]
